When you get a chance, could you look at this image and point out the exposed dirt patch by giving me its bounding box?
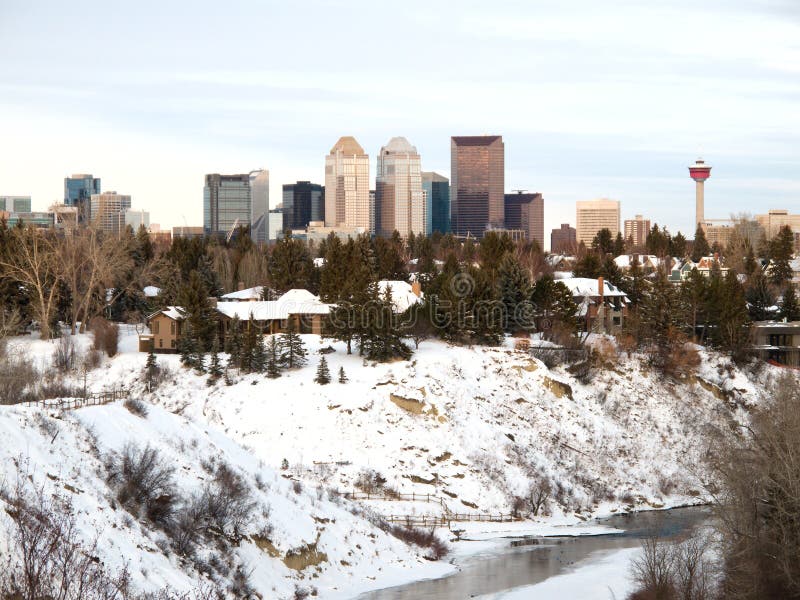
[543,376,573,400]
[407,474,437,485]
[461,499,479,509]
[251,535,281,558]
[283,541,328,571]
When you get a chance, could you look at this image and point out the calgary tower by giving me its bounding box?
[689,158,712,228]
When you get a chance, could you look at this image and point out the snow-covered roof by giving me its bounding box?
[377,280,422,313]
[147,306,185,321]
[558,277,629,299]
[216,289,332,321]
[143,285,161,298]
[313,257,325,268]
[221,286,264,301]
[613,255,661,269]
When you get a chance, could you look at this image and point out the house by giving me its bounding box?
[752,321,800,367]
[215,289,333,336]
[220,286,265,302]
[694,255,729,278]
[141,306,185,352]
[376,280,423,313]
[558,276,629,333]
[613,254,662,273]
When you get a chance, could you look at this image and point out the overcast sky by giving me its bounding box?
[1,0,798,241]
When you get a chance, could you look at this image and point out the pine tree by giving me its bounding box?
[711,270,750,358]
[639,271,678,369]
[144,350,159,391]
[361,284,413,360]
[178,322,203,371]
[314,356,331,384]
[620,254,646,307]
[268,235,313,294]
[251,331,267,373]
[498,254,532,332]
[573,253,602,279]
[599,255,624,288]
[225,316,243,369]
[613,232,626,256]
[591,228,614,255]
[240,319,257,373]
[769,225,795,287]
[746,270,776,322]
[279,319,307,368]
[780,285,800,322]
[691,225,710,262]
[265,335,281,378]
[338,366,348,384]
[679,268,708,342]
[208,335,223,381]
[177,270,217,351]
[670,232,687,258]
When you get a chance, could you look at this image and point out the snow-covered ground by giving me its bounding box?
[0,327,779,598]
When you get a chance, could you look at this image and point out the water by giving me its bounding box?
[358,506,711,600]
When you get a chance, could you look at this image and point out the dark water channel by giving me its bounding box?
[357,506,711,600]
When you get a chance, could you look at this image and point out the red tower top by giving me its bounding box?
[689,158,712,182]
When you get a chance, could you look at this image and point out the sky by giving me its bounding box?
[1,0,798,243]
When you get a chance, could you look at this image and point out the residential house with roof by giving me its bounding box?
[141,306,185,352]
[558,276,629,333]
[752,320,800,367]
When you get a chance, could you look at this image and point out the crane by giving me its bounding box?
[226,218,240,244]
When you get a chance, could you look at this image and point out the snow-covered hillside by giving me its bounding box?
[0,329,777,598]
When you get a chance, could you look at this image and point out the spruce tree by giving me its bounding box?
[613,232,626,256]
[251,331,267,373]
[780,285,800,322]
[338,366,348,384]
[746,271,776,322]
[225,316,243,368]
[361,284,413,360]
[712,270,750,358]
[315,356,331,384]
[268,235,314,294]
[572,253,602,279]
[177,270,217,351]
[691,225,710,262]
[769,225,795,287]
[144,350,159,391]
[621,254,646,307]
[208,335,223,381]
[498,254,532,332]
[279,319,307,368]
[639,271,678,369]
[240,319,257,373]
[670,232,687,258]
[591,228,614,255]
[265,335,281,378]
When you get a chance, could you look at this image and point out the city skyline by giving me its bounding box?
[1,0,798,239]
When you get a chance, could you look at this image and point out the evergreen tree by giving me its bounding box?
[620,254,646,307]
[573,253,602,279]
[178,321,203,371]
[743,244,758,277]
[177,270,217,351]
[670,232,687,258]
[416,236,437,284]
[461,237,476,263]
[251,331,267,373]
[769,225,795,287]
[591,228,614,255]
[711,270,750,358]
[197,253,223,298]
[478,231,514,283]
[613,232,626,256]
[780,285,800,322]
[144,350,159,392]
[373,235,407,281]
[498,254,532,332]
[314,356,331,384]
[646,225,671,257]
[746,270,776,322]
[208,335,223,381]
[279,319,307,368]
[599,255,624,288]
[678,268,708,342]
[361,284,413,360]
[240,319,257,373]
[265,335,281,378]
[639,271,678,368]
[338,366,348,384]
[691,225,710,262]
[268,235,313,294]
[225,316,243,368]
[468,266,504,346]
[319,234,346,302]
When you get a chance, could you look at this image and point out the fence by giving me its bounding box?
[20,387,130,411]
[340,490,449,512]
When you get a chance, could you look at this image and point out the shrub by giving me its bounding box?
[124,398,149,418]
[354,469,387,494]
[91,316,119,357]
[106,443,176,526]
[0,352,38,404]
[83,348,103,371]
[387,525,448,560]
[52,334,77,372]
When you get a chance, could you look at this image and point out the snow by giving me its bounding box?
[559,277,629,298]
[143,285,161,297]
[220,286,264,301]
[215,290,332,321]
[377,280,423,313]
[477,547,641,600]
[148,306,184,320]
[0,327,780,598]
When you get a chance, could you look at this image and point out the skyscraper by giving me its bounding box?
[324,136,370,231]
[0,196,31,213]
[576,199,621,247]
[90,191,131,235]
[624,214,650,248]
[282,181,324,231]
[249,169,270,243]
[504,192,544,248]
[376,137,425,237]
[64,174,101,223]
[551,224,577,254]
[450,135,504,238]
[421,172,450,235]
[203,174,251,238]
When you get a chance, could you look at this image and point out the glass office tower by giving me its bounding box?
[249,169,270,243]
[450,136,504,238]
[64,174,101,223]
[421,172,450,235]
[282,181,324,231]
[376,137,424,238]
[203,174,252,238]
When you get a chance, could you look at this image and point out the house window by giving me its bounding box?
[159,338,163,348]
[613,316,621,326]
[170,321,175,334]
[153,321,159,334]
[171,339,176,348]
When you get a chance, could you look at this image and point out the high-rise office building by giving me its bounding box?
[64,174,101,223]
[324,136,370,231]
[90,191,132,235]
[551,224,577,254]
[450,135,504,238]
[203,174,252,238]
[624,214,651,248]
[124,209,150,231]
[421,172,450,235]
[504,192,544,248]
[282,181,324,231]
[0,196,31,213]
[376,137,425,237]
[756,209,800,240]
[249,169,270,243]
[576,199,621,247]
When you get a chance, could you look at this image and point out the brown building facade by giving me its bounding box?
[624,214,650,249]
[504,192,544,248]
[551,223,577,254]
[451,135,504,238]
